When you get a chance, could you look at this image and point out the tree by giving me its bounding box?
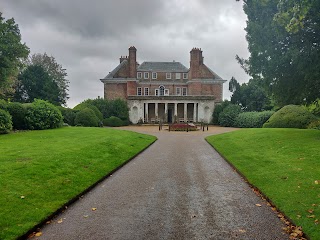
[0,12,29,99]
[26,53,69,105]
[230,78,270,111]
[14,65,60,105]
[237,0,320,106]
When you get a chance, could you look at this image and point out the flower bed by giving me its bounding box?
[170,123,198,131]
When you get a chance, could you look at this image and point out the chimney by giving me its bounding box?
[190,48,203,79]
[120,55,128,63]
[128,46,137,78]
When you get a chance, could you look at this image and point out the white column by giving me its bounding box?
[184,103,187,122]
[155,103,158,119]
[165,103,168,123]
[193,103,197,122]
[174,103,178,122]
[145,103,149,123]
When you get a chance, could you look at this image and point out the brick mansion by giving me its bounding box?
[100,46,226,124]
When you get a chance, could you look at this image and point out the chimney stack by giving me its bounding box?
[128,46,137,78]
[190,48,203,79]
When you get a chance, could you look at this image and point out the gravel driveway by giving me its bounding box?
[33,126,288,240]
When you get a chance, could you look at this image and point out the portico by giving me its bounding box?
[128,96,215,124]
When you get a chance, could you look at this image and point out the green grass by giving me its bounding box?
[0,127,156,240]
[206,128,320,240]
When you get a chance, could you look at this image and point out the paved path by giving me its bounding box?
[33,126,288,240]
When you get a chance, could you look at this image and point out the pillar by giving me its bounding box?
[165,103,168,123]
[174,103,178,122]
[184,103,187,122]
[155,103,158,119]
[193,103,197,123]
[145,103,149,123]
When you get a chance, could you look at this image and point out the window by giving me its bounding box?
[159,85,165,96]
[144,72,149,79]
[164,89,169,96]
[137,87,142,96]
[137,72,142,79]
[152,72,157,79]
[175,73,181,79]
[183,73,188,79]
[182,87,187,96]
[166,72,171,79]
[176,87,181,96]
[155,89,159,96]
[144,87,149,96]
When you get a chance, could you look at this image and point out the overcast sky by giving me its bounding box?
[2,0,250,107]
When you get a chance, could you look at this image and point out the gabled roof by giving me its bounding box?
[102,60,128,79]
[137,61,188,73]
[206,65,223,80]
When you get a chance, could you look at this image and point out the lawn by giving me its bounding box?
[0,127,156,240]
[206,128,320,240]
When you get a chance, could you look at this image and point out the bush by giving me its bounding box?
[103,116,124,127]
[74,108,100,127]
[7,102,26,130]
[212,100,230,125]
[218,104,242,127]
[307,119,320,130]
[25,99,63,130]
[0,99,8,110]
[263,105,317,129]
[0,109,13,134]
[58,107,78,126]
[235,111,275,128]
[74,102,103,121]
[307,99,320,117]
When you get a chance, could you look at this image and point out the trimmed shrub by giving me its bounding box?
[7,102,26,130]
[74,108,99,127]
[103,116,123,127]
[218,104,242,127]
[235,111,275,128]
[74,102,103,121]
[0,99,8,110]
[263,105,317,129]
[307,119,320,130]
[25,99,63,130]
[58,107,78,126]
[212,100,230,125]
[0,109,13,134]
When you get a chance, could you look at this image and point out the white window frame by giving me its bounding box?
[159,85,165,96]
[137,72,142,79]
[182,87,187,96]
[137,87,142,96]
[152,72,157,79]
[183,73,188,79]
[175,73,181,80]
[164,89,169,96]
[155,89,159,96]
[176,87,181,96]
[144,72,149,79]
[144,87,149,96]
[166,72,171,79]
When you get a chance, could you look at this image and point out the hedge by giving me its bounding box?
[0,109,13,134]
[103,116,124,127]
[74,108,100,127]
[235,111,275,128]
[218,104,242,127]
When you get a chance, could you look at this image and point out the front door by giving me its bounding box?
[168,109,173,123]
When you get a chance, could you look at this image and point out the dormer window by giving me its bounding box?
[152,72,157,79]
[183,73,188,79]
[166,73,171,79]
[137,72,142,79]
[144,72,149,79]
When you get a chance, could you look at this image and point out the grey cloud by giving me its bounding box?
[2,0,249,107]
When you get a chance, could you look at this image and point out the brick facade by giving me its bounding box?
[100,46,226,123]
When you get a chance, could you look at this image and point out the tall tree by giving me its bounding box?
[26,53,69,105]
[0,12,29,99]
[237,0,320,106]
[14,65,60,105]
